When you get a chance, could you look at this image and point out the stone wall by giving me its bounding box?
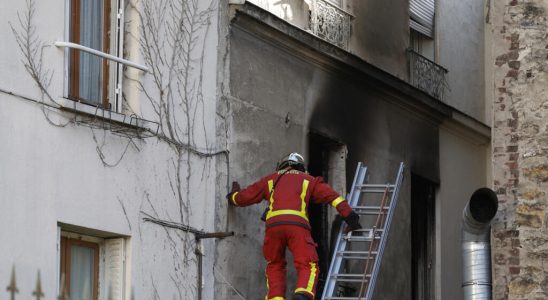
[490,0,548,299]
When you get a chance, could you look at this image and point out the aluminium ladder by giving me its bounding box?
[321,162,405,300]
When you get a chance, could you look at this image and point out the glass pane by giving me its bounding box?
[325,0,342,7]
[70,245,95,300]
[79,0,104,104]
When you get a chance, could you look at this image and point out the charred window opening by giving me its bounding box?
[307,133,346,296]
[411,174,436,300]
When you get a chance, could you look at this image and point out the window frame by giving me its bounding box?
[65,0,125,112]
[68,0,112,108]
[411,174,436,300]
[58,227,130,300]
[60,235,100,300]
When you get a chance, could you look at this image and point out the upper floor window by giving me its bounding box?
[407,0,447,100]
[68,0,122,111]
[247,0,352,49]
[323,0,342,7]
[409,0,435,39]
[410,29,434,61]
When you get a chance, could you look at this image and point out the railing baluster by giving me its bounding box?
[311,0,353,49]
[6,265,19,300]
[407,48,449,100]
[32,270,44,300]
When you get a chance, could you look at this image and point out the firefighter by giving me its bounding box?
[227,152,362,300]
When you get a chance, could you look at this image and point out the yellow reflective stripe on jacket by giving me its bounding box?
[268,297,285,300]
[330,196,345,208]
[300,180,309,215]
[266,179,310,221]
[268,179,274,212]
[294,262,317,296]
[231,192,239,206]
[266,209,309,221]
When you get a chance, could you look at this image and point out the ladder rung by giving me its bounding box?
[344,236,381,242]
[330,274,371,283]
[357,184,395,188]
[338,255,377,260]
[337,251,378,260]
[353,206,389,210]
[332,274,371,278]
[356,184,395,193]
[353,206,389,216]
[337,251,379,255]
[358,189,394,193]
[349,228,384,234]
[356,211,387,216]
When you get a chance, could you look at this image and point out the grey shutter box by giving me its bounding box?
[410,0,435,38]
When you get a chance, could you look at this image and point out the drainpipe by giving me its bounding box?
[462,188,498,300]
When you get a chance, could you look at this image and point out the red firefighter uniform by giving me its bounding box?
[229,169,354,300]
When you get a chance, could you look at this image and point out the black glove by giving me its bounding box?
[343,211,362,233]
[260,208,269,222]
[226,181,241,206]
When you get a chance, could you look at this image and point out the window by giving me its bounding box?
[409,0,435,60]
[324,0,342,7]
[410,29,434,60]
[411,175,436,300]
[60,235,100,300]
[409,0,435,38]
[59,231,127,300]
[68,0,123,110]
[307,133,347,297]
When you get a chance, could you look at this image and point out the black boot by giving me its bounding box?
[292,293,312,300]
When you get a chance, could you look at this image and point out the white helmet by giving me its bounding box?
[277,152,306,171]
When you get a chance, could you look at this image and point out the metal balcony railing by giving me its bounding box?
[310,0,353,49]
[407,49,448,101]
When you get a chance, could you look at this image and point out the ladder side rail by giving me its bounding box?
[365,162,405,300]
[322,163,368,299]
[357,185,391,298]
[349,164,368,207]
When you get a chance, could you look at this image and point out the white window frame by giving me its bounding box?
[58,229,128,300]
[60,0,141,113]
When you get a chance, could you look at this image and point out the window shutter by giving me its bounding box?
[410,0,435,38]
[105,238,125,300]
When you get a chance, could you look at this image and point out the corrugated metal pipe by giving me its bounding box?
[462,188,498,300]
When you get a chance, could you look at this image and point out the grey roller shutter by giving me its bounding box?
[410,0,435,38]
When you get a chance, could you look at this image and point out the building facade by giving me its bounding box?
[216,0,489,299]
[1,0,223,299]
[0,0,495,299]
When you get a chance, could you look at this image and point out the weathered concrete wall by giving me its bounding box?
[0,1,221,299]
[438,125,488,299]
[246,0,411,80]
[215,15,443,298]
[438,0,486,122]
[347,0,410,80]
[490,0,548,299]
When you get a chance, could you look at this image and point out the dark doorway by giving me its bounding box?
[411,174,436,300]
[307,133,345,297]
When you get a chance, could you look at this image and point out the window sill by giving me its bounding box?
[58,98,158,135]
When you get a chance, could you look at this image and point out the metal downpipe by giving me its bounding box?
[462,188,498,300]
